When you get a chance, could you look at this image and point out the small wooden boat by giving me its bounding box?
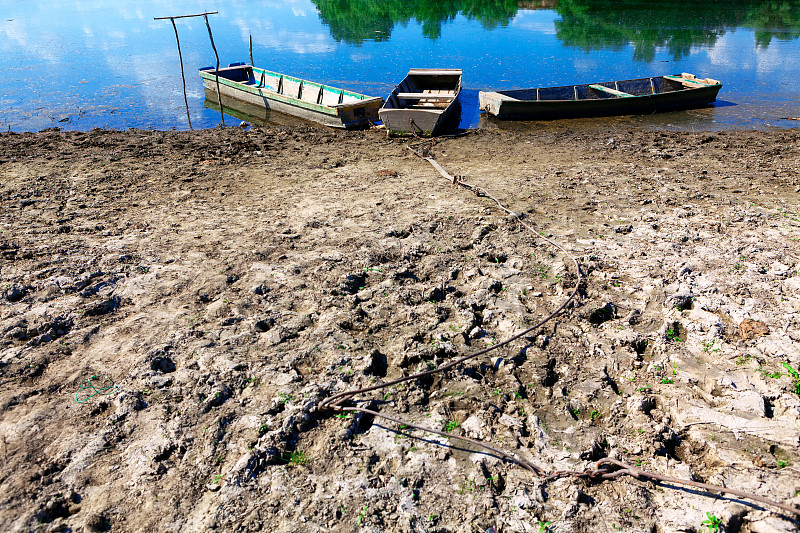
[379,69,462,136]
[479,73,722,120]
[198,63,383,129]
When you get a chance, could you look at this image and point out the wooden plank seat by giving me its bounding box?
[589,84,633,97]
[396,92,454,101]
[663,74,716,86]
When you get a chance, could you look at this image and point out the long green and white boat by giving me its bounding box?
[479,73,722,120]
[199,63,383,129]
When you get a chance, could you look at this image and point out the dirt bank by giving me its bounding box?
[1,125,799,533]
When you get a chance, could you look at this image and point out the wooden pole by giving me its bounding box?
[154,12,222,128]
[249,35,254,67]
[203,14,225,127]
[170,18,193,130]
[154,11,218,20]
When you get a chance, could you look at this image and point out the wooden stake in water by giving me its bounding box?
[154,11,224,128]
[169,18,192,130]
[203,14,225,127]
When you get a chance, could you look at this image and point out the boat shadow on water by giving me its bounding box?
[203,91,334,130]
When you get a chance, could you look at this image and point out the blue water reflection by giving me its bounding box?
[0,0,798,132]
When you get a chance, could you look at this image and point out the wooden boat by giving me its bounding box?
[379,69,462,136]
[198,63,383,129]
[479,73,722,120]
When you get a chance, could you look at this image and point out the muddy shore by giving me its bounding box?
[1,124,799,533]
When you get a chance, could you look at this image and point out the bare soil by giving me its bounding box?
[1,124,800,533]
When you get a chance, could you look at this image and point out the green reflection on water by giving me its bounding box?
[314,0,800,60]
[313,0,519,42]
[555,0,800,61]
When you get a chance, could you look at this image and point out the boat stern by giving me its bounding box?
[335,97,384,129]
[479,91,517,118]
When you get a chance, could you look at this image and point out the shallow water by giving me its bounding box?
[1,0,798,132]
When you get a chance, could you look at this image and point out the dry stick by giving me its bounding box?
[319,145,800,520]
[321,145,582,412]
[203,14,225,127]
[169,18,193,130]
[595,458,800,518]
[338,406,548,477]
[420,151,800,518]
[319,142,582,467]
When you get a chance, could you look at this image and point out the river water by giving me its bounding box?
[1,0,798,132]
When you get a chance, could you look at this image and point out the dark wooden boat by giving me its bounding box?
[479,73,722,120]
[199,63,383,129]
[379,69,462,136]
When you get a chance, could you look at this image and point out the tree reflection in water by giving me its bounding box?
[313,0,800,61]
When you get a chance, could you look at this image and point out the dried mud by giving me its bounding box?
[1,124,800,533]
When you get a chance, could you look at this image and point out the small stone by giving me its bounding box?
[84,513,109,532]
[625,309,642,325]
[783,276,800,296]
[614,224,633,234]
[262,327,285,346]
[739,319,769,340]
[150,355,176,373]
[726,390,766,417]
[3,284,26,302]
[252,282,270,295]
[768,261,791,278]
[362,349,387,377]
[499,413,522,429]
[356,288,373,302]
[665,290,693,310]
[627,394,655,414]
[461,415,485,439]
[254,317,275,332]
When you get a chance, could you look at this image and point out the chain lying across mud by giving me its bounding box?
[1,125,799,532]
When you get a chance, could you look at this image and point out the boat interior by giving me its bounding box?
[388,69,461,110]
[201,64,367,107]
[496,75,720,102]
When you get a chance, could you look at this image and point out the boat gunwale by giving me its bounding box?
[199,65,382,118]
[382,69,463,112]
[485,75,722,104]
[379,69,463,135]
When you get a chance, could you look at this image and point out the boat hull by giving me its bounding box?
[379,69,462,136]
[379,106,458,136]
[199,64,383,129]
[479,74,722,120]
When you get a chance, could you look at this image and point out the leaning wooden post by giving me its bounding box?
[154,12,221,128]
[169,17,193,130]
[249,35,254,67]
[204,14,225,127]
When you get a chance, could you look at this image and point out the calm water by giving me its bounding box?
[1,0,799,132]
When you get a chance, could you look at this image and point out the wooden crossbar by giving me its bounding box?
[154,12,218,20]
[589,84,633,97]
[396,92,454,100]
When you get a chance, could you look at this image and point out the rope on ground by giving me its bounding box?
[318,143,800,519]
[75,374,119,404]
